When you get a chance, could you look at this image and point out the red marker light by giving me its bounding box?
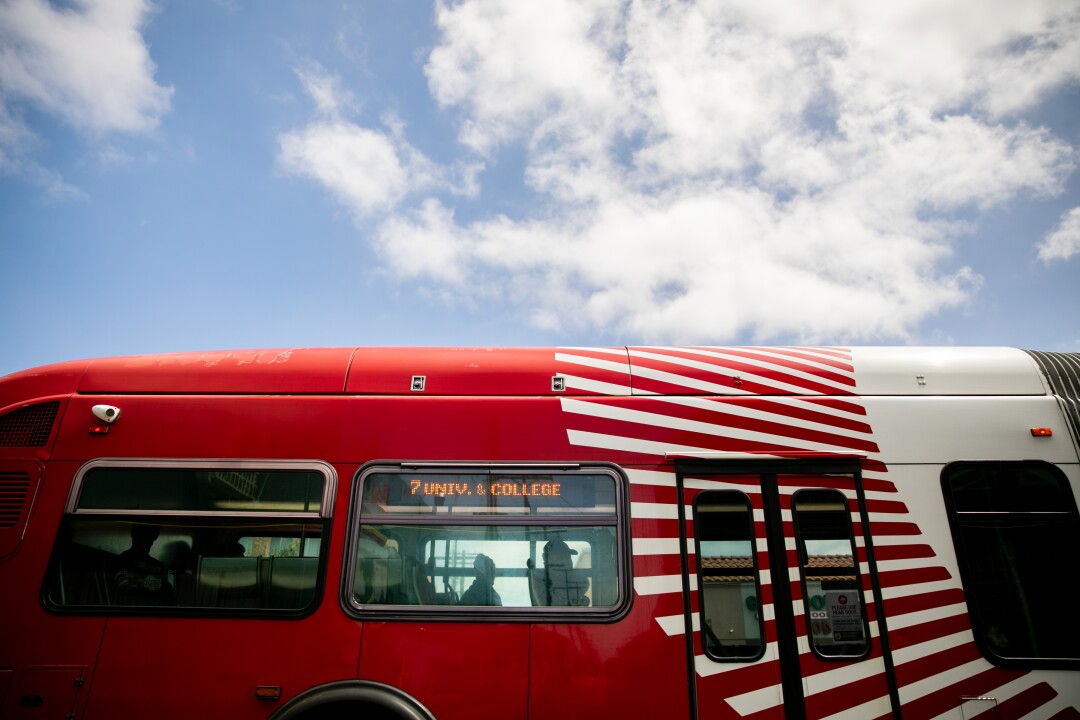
[254,686,282,701]
[1030,428,1053,437]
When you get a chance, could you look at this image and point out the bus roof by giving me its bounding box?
[0,346,1050,407]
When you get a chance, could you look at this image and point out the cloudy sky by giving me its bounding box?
[2,0,1078,377]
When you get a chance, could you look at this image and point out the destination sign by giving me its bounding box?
[361,471,616,516]
[409,479,563,498]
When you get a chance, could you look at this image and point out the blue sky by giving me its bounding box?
[2,0,1079,378]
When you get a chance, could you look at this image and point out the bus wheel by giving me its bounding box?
[269,681,435,720]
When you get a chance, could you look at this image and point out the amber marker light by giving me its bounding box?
[1030,428,1053,437]
[255,686,282,701]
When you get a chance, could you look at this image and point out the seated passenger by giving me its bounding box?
[459,553,502,606]
[109,524,175,606]
[410,557,438,605]
[532,540,588,606]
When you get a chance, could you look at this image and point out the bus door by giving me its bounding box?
[677,459,900,720]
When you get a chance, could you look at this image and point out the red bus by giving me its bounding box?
[2,346,1078,719]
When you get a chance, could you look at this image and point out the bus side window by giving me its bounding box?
[942,462,1080,667]
[349,467,626,615]
[43,463,334,615]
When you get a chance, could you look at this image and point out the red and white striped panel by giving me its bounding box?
[555,347,1073,720]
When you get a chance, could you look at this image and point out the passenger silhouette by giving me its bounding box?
[111,524,175,605]
[539,540,588,606]
[460,553,502,606]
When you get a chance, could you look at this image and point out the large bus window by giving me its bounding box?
[694,491,764,661]
[792,489,869,659]
[44,461,333,614]
[349,467,625,615]
[943,462,1080,667]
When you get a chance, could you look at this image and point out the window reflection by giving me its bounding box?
[695,491,764,660]
[353,524,616,608]
[793,489,868,658]
[47,519,322,611]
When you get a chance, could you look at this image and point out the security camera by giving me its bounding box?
[91,405,121,424]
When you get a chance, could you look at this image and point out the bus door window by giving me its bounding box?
[792,489,869,659]
[694,490,764,661]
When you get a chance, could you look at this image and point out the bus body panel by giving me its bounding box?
[0,460,104,719]
[345,346,633,395]
[85,612,363,720]
[357,622,530,719]
[76,348,356,395]
[0,361,86,416]
[861,396,1076,464]
[49,395,578,463]
[527,615,693,720]
[1,346,1078,720]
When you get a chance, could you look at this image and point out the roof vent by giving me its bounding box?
[0,401,60,447]
[1025,351,1080,447]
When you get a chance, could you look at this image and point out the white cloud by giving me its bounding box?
[293,65,358,119]
[425,0,625,155]
[1039,207,1080,262]
[284,0,1079,343]
[0,0,173,134]
[0,0,172,196]
[279,121,411,218]
[375,199,471,284]
[277,67,480,218]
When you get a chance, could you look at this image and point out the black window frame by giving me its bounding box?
[790,487,871,662]
[41,458,336,618]
[693,488,767,663]
[343,462,632,622]
[941,460,1080,669]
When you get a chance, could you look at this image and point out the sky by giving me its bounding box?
[1,0,1079,378]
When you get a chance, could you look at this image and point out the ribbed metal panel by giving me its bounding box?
[0,400,60,447]
[1025,350,1080,450]
[0,471,31,528]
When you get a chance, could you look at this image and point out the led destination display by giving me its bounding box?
[362,472,616,516]
[408,479,563,498]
